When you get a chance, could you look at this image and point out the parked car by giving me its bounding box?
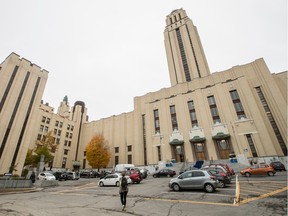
[80,171,100,178]
[66,171,80,180]
[134,168,148,179]
[201,168,229,188]
[38,172,56,181]
[202,165,232,183]
[240,164,276,177]
[153,169,176,178]
[270,161,286,171]
[168,170,218,193]
[126,170,142,183]
[98,173,132,187]
[53,171,69,181]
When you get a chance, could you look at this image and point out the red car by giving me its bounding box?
[240,164,276,177]
[126,170,142,183]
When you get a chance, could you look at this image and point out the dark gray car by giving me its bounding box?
[168,170,218,193]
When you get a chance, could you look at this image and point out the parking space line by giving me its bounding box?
[144,197,237,207]
[240,186,288,205]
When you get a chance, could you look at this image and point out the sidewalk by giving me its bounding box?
[0,187,43,195]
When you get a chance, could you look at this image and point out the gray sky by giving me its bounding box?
[1,0,287,121]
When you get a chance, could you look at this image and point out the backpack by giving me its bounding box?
[121,177,128,188]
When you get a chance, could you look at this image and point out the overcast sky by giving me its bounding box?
[1,0,287,121]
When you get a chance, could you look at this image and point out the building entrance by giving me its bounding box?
[215,139,232,159]
[171,145,185,162]
[193,142,207,161]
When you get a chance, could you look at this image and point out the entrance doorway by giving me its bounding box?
[215,139,232,159]
[193,142,207,161]
[171,145,185,162]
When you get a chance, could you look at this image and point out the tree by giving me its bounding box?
[86,134,111,171]
[24,131,57,167]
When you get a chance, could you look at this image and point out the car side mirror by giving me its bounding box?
[178,175,183,179]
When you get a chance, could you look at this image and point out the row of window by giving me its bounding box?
[154,90,246,133]
[114,145,132,153]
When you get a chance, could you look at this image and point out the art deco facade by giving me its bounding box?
[0,9,286,175]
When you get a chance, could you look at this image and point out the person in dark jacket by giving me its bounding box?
[119,171,129,211]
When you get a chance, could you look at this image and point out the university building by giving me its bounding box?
[0,8,286,175]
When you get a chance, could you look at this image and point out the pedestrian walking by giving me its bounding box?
[119,171,129,211]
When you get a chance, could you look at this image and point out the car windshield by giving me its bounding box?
[45,173,54,176]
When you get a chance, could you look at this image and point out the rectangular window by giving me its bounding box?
[42,116,46,123]
[62,157,67,168]
[154,109,160,134]
[37,134,42,140]
[188,101,198,127]
[69,133,73,139]
[57,130,61,136]
[127,145,132,152]
[84,151,86,156]
[170,105,178,131]
[44,126,48,132]
[67,124,70,130]
[71,126,74,131]
[40,125,44,132]
[115,156,119,165]
[64,140,68,146]
[59,122,63,128]
[56,138,60,144]
[128,155,132,164]
[68,141,71,147]
[55,121,59,127]
[115,147,119,153]
[66,132,69,138]
[157,146,162,161]
[230,90,246,119]
[207,96,221,124]
[64,149,68,155]
[246,134,258,157]
[46,118,50,124]
[54,129,57,135]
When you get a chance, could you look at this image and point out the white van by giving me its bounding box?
[115,164,135,172]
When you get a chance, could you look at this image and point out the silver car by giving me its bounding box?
[168,170,218,193]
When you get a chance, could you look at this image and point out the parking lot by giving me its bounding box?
[0,171,287,216]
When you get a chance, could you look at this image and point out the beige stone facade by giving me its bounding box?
[0,9,287,175]
[0,53,48,175]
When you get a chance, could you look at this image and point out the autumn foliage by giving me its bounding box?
[86,134,111,170]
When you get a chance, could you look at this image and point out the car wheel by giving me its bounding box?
[99,181,104,187]
[218,180,225,188]
[204,183,215,193]
[167,174,171,177]
[153,174,157,178]
[116,181,120,187]
[172,183,180,192]
[267,171,274,176]
[245,172,251,177]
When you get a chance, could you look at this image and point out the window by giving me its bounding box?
[115,156,119,165]
[154,109,160,134]
[192,171,205,177]
[157,146,161,161]
[54,129,57,135]
[188,101,198,127]
[67,124,70,130]
[44,126,48,132]
[256,87,287,156]
[230,90,246,119]
[57,130,61,136]
[115,147,119,153]
[69,133,73,139]
[62,157,67,168]
[68,141,71,147]
[71,126,74,131]
[42,116,46,123]
[55,121,59,127]
[64,149,68,155]
[83,151,86,156]
[59,122,63,128]
[128,155,132,164]
[46,118,50,124]
[66,132,69,138]
[207,96,221,124]
[64,140,68,146]
[37,134,42,140]
[56,138,60,144]
[40,125,44,132]
[170,105,178,131]
[246,134,258,157]
[127,145,132,152]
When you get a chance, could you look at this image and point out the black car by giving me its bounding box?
[270,161,286,171]
[153,169,176,178]
[53,172,69,181]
